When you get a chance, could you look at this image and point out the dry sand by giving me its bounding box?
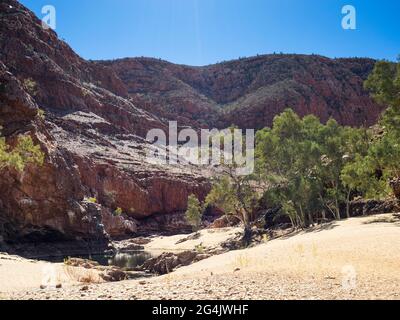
[0,255,66,294]
[144,227,241,252]
[0,255,102,297]
[2,213,400,300]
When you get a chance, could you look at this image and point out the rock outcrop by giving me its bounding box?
[208,215,241,229]
[140,250,210,275]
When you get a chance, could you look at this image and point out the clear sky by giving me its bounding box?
[20,0,400,66]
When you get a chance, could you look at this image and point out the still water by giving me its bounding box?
[43,251,154,270]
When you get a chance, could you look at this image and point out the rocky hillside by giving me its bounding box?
[102,55,383,130]
[0,0,384,247]
[0,0,209,247]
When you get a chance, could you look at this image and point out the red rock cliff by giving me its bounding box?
[0,0,209,243]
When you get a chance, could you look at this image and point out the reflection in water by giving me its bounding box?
[43,251,154,270]
[108,251,153,269]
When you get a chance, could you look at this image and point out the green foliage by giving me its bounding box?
[344,58,400,198]
[114,207,123,216]
[195,243,205,253]
[23,78,38,97]
[185,194,203,231]
[205,176,238,216]
[256,109,368,226]
[37,108,45,120]
[341,153,389,199]
[364,60,400,109]
[205,170,260,227]
[0,133,44,172]
[256,57,400,224]
[204,58,400,229]
[103,190,116,205]
[87,197,97,204]
[204,162,260,247]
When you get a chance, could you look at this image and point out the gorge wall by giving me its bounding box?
[0,0,384,245]
[0,0,210,246]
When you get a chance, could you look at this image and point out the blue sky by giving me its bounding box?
[20,0,400,66]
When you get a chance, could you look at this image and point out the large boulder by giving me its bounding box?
[209,215,241,229]
[141,250,199,275]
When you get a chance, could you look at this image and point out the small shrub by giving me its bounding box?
[87,197,97,204]
[37,108,45,120]
[114,207,123,216]
[23,78,38,96]
[81,88,90,97]
[195,243,205,254]
[234,254,251,268]
[63,257,72,265]
[185,194,203,232]
[0,135,44,172]
[63,265,102,284]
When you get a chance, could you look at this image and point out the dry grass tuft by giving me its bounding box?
[233,254,251,269]
[63,266,103,284]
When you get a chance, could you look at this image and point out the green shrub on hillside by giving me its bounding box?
[37,108,45,120]
[185,194,203,232]
[87,197,97,204]
[114,207,123,216]
[23,78,38,96]
[255,109,369,227]
[0,132,44,172]
[344,58,400,198]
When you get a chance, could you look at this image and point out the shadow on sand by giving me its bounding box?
[272,220,340,241]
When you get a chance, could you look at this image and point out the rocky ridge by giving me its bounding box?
[102,55,383,129]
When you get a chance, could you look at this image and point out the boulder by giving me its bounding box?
[100,268,128,282]
[209,215,241,229]
[141,250,199,275]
